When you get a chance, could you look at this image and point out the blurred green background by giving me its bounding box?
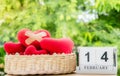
[0,0,120,75]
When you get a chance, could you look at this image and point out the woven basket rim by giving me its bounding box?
[6,53,75,56]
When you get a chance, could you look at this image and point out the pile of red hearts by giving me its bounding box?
[4,28,74,55]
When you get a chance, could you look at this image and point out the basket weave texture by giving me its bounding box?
[5,53,76,75]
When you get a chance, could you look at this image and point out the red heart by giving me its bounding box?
[40,38,74,54]
[4,42,25,55]
[17,29,51,49]
[24,45,48,55]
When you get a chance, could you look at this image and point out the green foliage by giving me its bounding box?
[0,46,5,72]
[94,0,120,13]
[0,46,5,63]
[0,0,79,44]
[98,10,120,28]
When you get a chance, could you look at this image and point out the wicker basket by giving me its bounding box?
[5,53,76,75]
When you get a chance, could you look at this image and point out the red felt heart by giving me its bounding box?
[40,38,74,54]
[24,45,48,55]
[4,42,25,55]
[17,29,51,49]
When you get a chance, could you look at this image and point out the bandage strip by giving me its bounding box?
[25,31,47,45]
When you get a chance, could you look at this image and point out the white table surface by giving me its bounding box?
[5,73,116,76]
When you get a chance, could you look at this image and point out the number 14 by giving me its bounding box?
[85,51,109,62]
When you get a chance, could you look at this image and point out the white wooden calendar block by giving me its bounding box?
[76,47,117,74]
